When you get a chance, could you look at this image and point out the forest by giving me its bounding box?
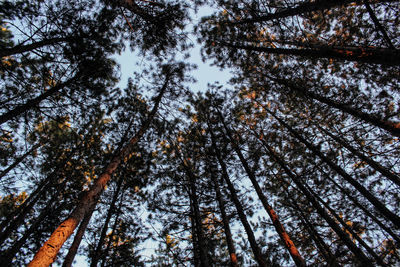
[0,0,399,266]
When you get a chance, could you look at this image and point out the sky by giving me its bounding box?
[115,6,232,94]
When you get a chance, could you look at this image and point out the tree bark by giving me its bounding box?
[209,124,269,267]
[90,178,123,267]
[62,200,98,267]
[226,0,396,25]
[304,183,387,266]
[0,37,70,58]
[180,156,211,267]
[318,125,400,186]
[260,139,373,266]
[1,180,67,265]
[220,41,400,65]
[27,73,170,267]
[0,146,80,244]
[266,108,400,228]
[207,159,239,267]
[317,165,400,244]
[0,77,76,125]
[265,76,400,137]
[217,111,306,267]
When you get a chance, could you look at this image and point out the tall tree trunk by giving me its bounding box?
[260,138,373,266]
[90,178,124,267]
[62,200,98,267]
[364,0,395,49]
[264,76,400,137]
[0,146,80,244]
[0,37,71,58]
[207,159,239,267]
[226,0,396,25]
[303,183,387,266]
[216,112,306,267]
[180,155,211,267]
[99,188,125,267]
[317,125,400,186]
[100,199,123,267]
[209,125,269,267]
[190,200,201,267]
[1,180,68,265]
[219,41,400,65]
[265,108,400,228]
[316,164,400,244]
[0,76,76,125]
[267,164,337,265]
[27,73,171,267]
[295,204,338,265]
[0,143,40,180]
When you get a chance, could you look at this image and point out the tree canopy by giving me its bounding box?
[1,0,399,266]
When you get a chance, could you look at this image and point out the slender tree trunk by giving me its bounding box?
[265,108,400,228]
[264,76,400,137]
[180,156,211,267]
[364,0,395,49]
[99,187,125,267]
[190,201,201,267]
[1,180,67,265]
[216,112,306,267]
[0,146,79,244]
[227,0,397,25]
[315,163,400,244]
[0,37,71,58]
[0,144,40,180]
[28,73,171,267]
[318,125,400,186]
[295,204,337,265]
[208,159,239,267]
[0,77,76,125]
[266,162,337,265]
[62,200,98,267]
[209,125,269,267]
[219,41,400,65]
[90,178,123,267]
[303,183,387,266]
[260,139,373,266]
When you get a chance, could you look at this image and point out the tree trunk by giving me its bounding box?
[315,163,400,244]
[318,125,400,186]
[0,77,76,125]
[0,143,40,180]
[266,108,400,228]
[190,200,201,267]
[90,178,123,267]
[304,183,387,266]
[0,37,70,58]
[27,73,170,267]
[180,156,210,267]
[0,146,79,245]
[99,188,125,267]
[295,204,338,265]
[261,139,373,266]
[364,0,395,49]
[1,181,67,265]
[208,159,239,267]
[62,200,98,267]
[220,41,400,65]
[216,112,306,267]
[209,125,269,267]
[265,76,400,137]
[227,0,397,25]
